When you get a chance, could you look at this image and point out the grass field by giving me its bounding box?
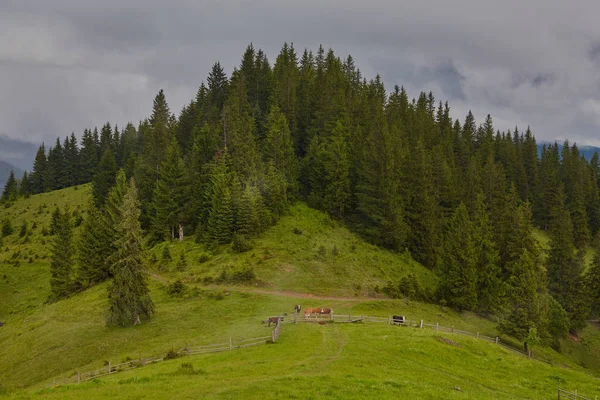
[1,186,600,398]
[9,322,600,400]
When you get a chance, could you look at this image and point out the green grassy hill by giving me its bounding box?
[9,322,600,400]
[1,186,600,398]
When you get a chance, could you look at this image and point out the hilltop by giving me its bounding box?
[0,185,600,399]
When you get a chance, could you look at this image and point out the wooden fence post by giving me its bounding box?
[451,326,454,333]
[495,337,499,344]
[388,316,390,325]
[410,319,413,327]
[331,310,334,321]
[108,361,111,374]
[420,320,423,329]
[348,314,351,321]
[436,322,438,332]
[476,332,479,338]
[229,337,232,350]
[77,371,81,384]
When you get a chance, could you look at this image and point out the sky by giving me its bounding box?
[2,0,600,168]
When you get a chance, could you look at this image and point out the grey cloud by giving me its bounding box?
[1,0,600,149]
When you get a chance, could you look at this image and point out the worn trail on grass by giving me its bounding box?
[149,271,389,301]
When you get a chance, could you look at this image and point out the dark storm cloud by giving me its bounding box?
[2,0,600,149]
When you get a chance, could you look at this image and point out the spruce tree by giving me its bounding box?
[151,138,188,241]
[31,144,47,194]
[263,105,299,194]
[49,206,75,300]
[80,129,99,184]
[207,155,235,244]
[77,201,113,285]
[472,193,504,316]
[1,170,18,202]
[107,178,154,326]
[92,149,118,207]
[439,203,478,311]
[237,184,268,237]
[19,171,31,197]
[587,242,600,317]
[547,185,590,330]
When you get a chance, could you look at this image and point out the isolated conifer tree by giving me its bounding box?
[1,170,18,202]
[49,207,74,300]
[107,178,154,326]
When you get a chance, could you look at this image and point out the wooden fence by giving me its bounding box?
[48,323,281,388]
[558,387,597,400]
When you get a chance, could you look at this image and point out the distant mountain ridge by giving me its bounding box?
[537,142,600,161]
[0,160,22,190]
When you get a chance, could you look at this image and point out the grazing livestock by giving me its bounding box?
[392,315,406,325]
[294,304,301,314]
[263,316,282,327]
[304,307,333,318]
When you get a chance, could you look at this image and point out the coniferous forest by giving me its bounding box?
[4,43,600,345]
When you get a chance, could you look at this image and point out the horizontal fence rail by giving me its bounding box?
[47,325,281,388]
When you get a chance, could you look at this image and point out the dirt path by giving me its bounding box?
[148,270,389,301]
[209,286,389,302]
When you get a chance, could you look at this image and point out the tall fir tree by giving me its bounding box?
[31,144,47,194]
[151,138,189,241]
[91,149,118,208]
[77,201,113,285]
[49,206,75,300]
[439,203,478,311]
[1,170,18,202]
[107,178,154,326]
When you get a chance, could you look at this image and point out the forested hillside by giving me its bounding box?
[3,43,600,352]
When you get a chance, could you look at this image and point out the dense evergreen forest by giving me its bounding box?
[3,43,600,346]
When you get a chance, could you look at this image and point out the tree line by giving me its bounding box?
[3,43,600,343]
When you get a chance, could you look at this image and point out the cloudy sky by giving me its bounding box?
[2,0,600,167]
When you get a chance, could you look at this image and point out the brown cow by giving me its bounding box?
[304,307,333,318]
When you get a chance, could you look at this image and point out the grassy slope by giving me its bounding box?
[150,202,437,297]
[12,323,600,400]
[0,186,599,397]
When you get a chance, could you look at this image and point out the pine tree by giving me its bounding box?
[1,170,18,202]
[151,138,188,241]
[207,155,235,244]
[439,203,478,311]
[472,193,504,316]
[223,75,261,180]
[19,171,31,197]
[587,241,600,317]
[547,185,590,330]
[80,129,99,184]
[92,149,118,207]
[236,184,269,237]
[263,105,299,194]
[107,178,154,326]
[77,201,113,285]
[499,204,549,342]
[49,206,75,300]
[46,138,66,190]
[31,144,47,194]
